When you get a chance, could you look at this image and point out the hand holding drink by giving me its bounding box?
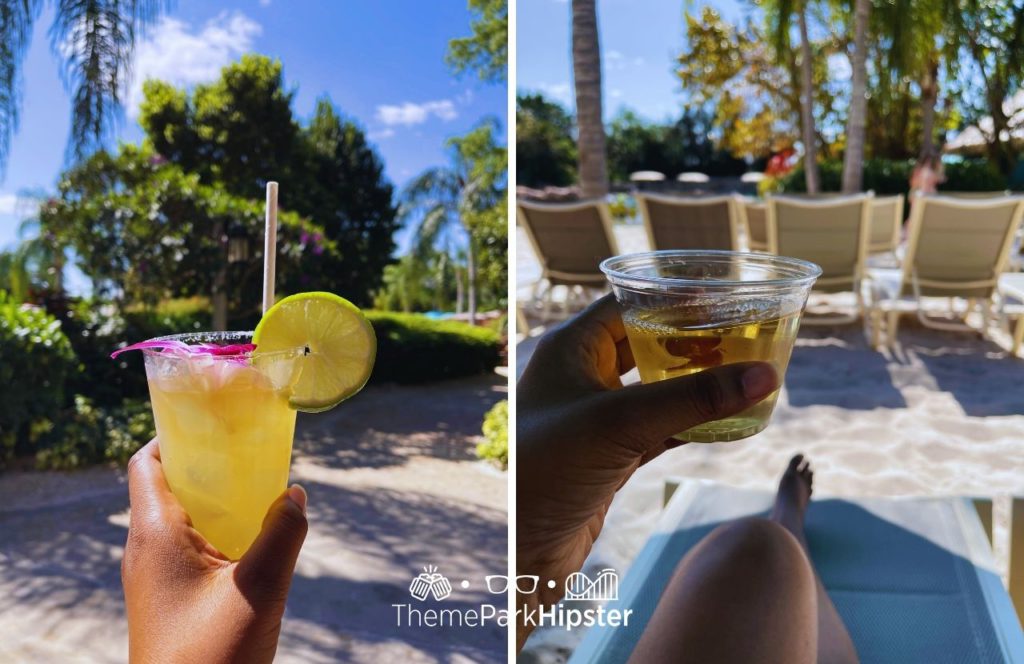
[601,250,820,442]
[113,183,376,560]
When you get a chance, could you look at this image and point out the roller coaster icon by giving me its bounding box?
[563,568,619,601]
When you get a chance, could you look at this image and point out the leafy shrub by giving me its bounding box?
[779,158,1010,197]
[63,297,211,407]
[366,311,501,384]
[34,396,154,470]
[0,292,78,459]
[476,400,508,469]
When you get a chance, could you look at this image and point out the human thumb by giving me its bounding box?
[583,362,779,452]
[234,485,309,607]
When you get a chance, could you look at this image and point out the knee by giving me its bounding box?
[704,517,813,585]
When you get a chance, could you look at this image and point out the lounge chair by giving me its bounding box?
[517,199,619,320]
[999,273,1024,357]
[868,195,1024,348]
[767,193,873,324]
[570,478,1024,663]
[636,193,739,252]
[736,198,769,252]
[868,195,904,257]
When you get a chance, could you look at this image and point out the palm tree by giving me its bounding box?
[840,0,870,193]
[766,0,821,193]
[401,159,489,325]
[571,0,607,198]
[0,0,168,173]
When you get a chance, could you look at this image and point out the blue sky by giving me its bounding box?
[517,0,747,121]
[0,0,506,267]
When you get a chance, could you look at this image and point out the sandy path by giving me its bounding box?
[0,374,508,664]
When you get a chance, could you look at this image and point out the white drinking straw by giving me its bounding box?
[263,181,279,313]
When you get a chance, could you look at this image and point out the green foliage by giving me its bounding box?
[677,6,811,159]
[606,108,750,183]
[366,311,501,384]
[374,252,461,313]
[0,292,77,460]
[778,158,1008,195]
[402,119,507,314]
[42,145,334,312]
[516,93,577,187]
[34,396,154,470]
[60,297,212,409]
[476,399,508,469]
[446,0,508,83]
[137,56,398,304]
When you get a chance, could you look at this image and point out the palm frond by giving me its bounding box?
[49,0,170,162]
[0,0,43,177]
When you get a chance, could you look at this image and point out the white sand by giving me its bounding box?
[517,223,1024,660]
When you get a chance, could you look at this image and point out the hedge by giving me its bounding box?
[365,311,502,384]
[779,158,1010,197]
[0,292,78,459]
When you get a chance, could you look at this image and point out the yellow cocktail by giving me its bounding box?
[602,251,820,443]
[143,334,301,559]
[117,293,376,560]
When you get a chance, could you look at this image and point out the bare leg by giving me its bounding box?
[629,455,858,664]
[771,455,858,664]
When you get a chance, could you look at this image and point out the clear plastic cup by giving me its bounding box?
[143,331,303,559]
[601,250,821,443]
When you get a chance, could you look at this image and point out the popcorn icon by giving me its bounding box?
[409,565,452,601]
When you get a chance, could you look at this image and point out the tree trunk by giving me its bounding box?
[213,267,228,331]
[572,0,608,198]
[841,0,870,193]
[797,4,820,193]
[919,56,939,156]
[455,265,464,315]
[467,239,478,325]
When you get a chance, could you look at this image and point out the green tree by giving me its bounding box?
[446,0,508,83]
[139,56,398,304]
[944,1,1024,174]
[677,8,803,161]
[374,250,461,313]
[516,93,577,187]
[0,0,169,172]
[42,145,332,320]
[760,0,823,191]
[402,120,506,323]
[606,108,748,182]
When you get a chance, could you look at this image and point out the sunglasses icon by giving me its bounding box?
[485,574,540,594]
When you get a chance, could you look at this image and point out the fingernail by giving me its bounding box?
[288,484,307,515]
[741,364,777,400]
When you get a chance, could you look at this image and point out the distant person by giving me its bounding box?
[910,148,946,195]
[517,296,858,663]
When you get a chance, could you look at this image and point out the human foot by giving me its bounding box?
[770,454,813,546]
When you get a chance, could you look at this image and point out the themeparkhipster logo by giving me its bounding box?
[392,565,632,631]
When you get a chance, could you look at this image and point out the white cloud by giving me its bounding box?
[375,100,458,126]
[605,50,626,71]
[125,11,262,118]
[456,89,475,105]
[368,128,395,141]
[259,0,271,5]
[0,194,17,215]
[538,82,572,105]
[610,89,623,99]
